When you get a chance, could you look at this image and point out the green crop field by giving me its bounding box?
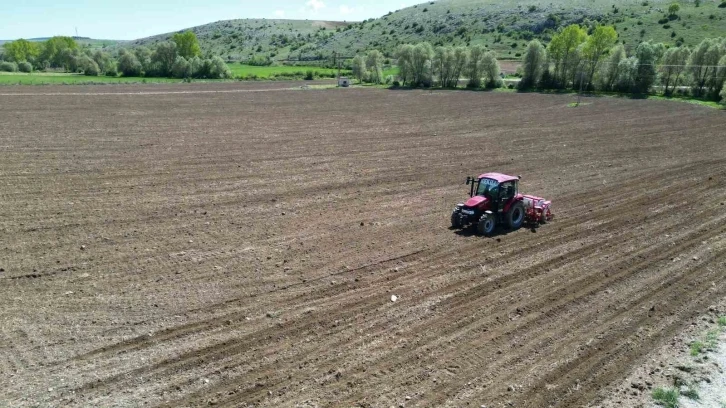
[0,72,183,85]
[228,64,348,79]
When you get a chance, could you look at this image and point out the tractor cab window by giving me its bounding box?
[499,181,517,200]
[476,178,500,199]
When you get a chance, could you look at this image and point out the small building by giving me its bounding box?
[338,77,350,87]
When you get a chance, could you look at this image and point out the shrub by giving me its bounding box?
[171,56,192,79]
[652,387,679,408]
[105,64,118,77]
[304,70,314,80]
[118,52,142,77]
[208,56,232,79]
[690,340,704,356]
[0,61,18,72]
[392,80,401,87]
[18,61,33,73]
[83,60,100,76]
[719,0,726,7]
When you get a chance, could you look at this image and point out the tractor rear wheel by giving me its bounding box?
[477,214,496,236]
[507,202,525,230]
[451,211,462,228]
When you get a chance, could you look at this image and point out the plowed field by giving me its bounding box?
[1,83,724,407]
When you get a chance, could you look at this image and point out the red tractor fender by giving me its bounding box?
[502,195,524,213]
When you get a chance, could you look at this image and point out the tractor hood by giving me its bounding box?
[464,196,488,208]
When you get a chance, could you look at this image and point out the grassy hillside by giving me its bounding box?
[127,19,350,62]
[7,0,723,64]
[320,0,726,58]
[125,0,724,61]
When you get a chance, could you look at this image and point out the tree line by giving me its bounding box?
[350,25,725,103]
[520,24,726,102]
[351,43,502,89]
[1,31,232,79]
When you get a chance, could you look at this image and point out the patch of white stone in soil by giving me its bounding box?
[592,302,726,408]
[680,334,726,408]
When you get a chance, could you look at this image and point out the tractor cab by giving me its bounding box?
[466,173,521,213]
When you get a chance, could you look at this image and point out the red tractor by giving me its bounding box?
[451,173,553,236]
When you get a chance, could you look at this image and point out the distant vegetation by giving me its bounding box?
[517,24,726,101]
[351,22,725,103]
[1,0,725,101]
[1,32,232,79]
[118,0,726,63]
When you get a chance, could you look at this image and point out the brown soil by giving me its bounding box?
[1,84,724,408]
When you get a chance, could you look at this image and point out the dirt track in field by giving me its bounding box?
[0,83,724,407]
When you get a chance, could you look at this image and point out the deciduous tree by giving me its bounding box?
[151,42,177,77]
[41,36,78,68]
[659,46,690,95]
[582,25,617,88]
[482,51,502,88]
[411,42,434,86]
[547,24,587,87]
[599,44,626,91]
[395,44,414,86]
[352,55,367,83]
[172,31,202,59]
[520,40,547,89]
[634,41,659,93]
[366,50,384,84]
[466,44,486,88]
[3,39,41,64]
[118,50,142,77]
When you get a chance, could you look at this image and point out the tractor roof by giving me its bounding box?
[478,172,519,183]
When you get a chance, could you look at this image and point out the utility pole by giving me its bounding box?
[335,51,341,87]
[576,68,585,106]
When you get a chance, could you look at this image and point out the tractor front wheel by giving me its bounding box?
[451,211,462,229]
[477,214,496,236]
[507,202,525,230]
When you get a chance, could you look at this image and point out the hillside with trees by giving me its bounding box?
[126,19,350,64]
[117,0,726,62]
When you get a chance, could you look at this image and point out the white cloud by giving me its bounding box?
[339,5,363,16]
[304,0,326,13]
[273,9,285,17]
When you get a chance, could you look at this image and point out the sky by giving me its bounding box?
[2,0,424,41]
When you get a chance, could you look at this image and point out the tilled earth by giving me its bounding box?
[0,83,724,407]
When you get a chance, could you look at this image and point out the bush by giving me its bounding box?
[208,56,232,79]
[105,64,118,77]
[719,0,726,7]
[84,60,100,76]
[0,61,18,72]
[118,52,142,77]
[304,70,314,80]
[18,61,33,73]
[392,80,401,87]
[171,56,192,79]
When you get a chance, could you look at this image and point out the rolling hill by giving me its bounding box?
[6,0,724,63]
[126,19,351,62]
[125,0,726,62]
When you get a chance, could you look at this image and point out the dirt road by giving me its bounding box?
[0,84,724,407]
